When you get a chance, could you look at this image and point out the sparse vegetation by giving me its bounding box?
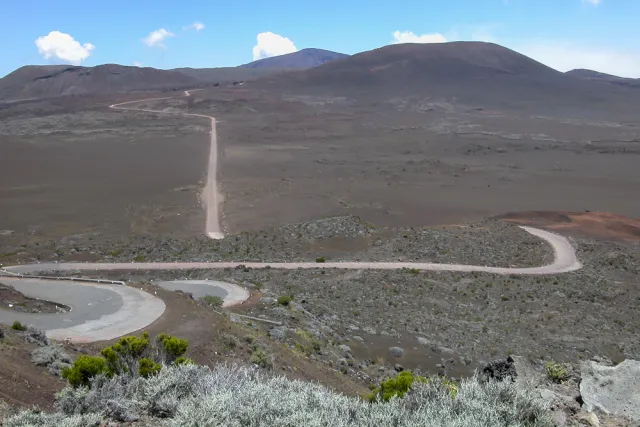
[133,255,145,262]
[545,361,569,383]
[250,348,271,369]
[31,344,72,377]
[277,295,293,306]
[200,294,224,308]
[315,256,326,263]
[368,371,428,402]
[11,321,26,331]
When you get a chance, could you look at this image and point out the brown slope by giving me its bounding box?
[252,42,640,115]
[0,64,201,101]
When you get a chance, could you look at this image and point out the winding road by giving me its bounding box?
[0,90,583,342]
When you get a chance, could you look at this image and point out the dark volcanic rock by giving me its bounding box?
[482,355,517,382]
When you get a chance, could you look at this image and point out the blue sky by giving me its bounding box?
[2,0,639,77]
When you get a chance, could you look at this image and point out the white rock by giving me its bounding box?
[580,359,640,422]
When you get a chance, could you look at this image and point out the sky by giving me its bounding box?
[2,0,640,78]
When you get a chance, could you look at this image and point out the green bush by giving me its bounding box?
[134,255,145,262]
[315,257,326,263]
[175,356,194,366]
[138,358,161,378]
[62,355,107,388]
[11,321,26,331]
[157,334,188,361]
[277,296,293,306]
[61,332,189,388]
[200,295,224,308]
[368,371,428,402]
[545,362,569,383]
[251,348,270,369]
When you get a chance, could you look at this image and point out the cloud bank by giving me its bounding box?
[35,31,95,64]
[252,32,297,60]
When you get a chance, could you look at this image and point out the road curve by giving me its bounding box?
[4,227,581,276]
[0,91,583,343]
[0,277,165,342]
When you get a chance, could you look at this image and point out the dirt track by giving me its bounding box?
[109,90,223,239]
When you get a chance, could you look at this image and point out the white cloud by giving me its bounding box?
[191,22,205,31]
[142,28,174,48]
[34,31,95,65]
[513,41,640,77]
[392,30,447,44]
[582,0,601,5]
[133,61,143,67]
[252,32,297,60]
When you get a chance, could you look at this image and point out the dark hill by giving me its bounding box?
[254,42,640,114]
[172,67,282,83]
[566,69,640,88]
[240,48,348,70]
[0,64,201,101]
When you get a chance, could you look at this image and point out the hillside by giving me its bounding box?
[253,42,640,114]
[566,68,640,88]
[172,66,282,83]
[0,64,201,101]
[240,48,348,70]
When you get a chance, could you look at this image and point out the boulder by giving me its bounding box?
[580,359,640,422]
[482,355,517,382]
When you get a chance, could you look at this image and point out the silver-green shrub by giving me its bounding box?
[31,344,72,377]
[8,363,553,427]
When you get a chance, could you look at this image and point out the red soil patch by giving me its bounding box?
[498,211,640,242]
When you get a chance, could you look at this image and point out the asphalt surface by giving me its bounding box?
[0,277,165,342]
[155,280,250,307]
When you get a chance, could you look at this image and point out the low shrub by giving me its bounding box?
[200,295,224,308]
[8,364,553,427]
[368,371,428,402]
[11,321,26,331]
[61,332,189,388]
[545,361,569,383]
[24,326,50,346]
[157,334,188,363]
[250,348,270,369]
[31,344,72,377]
[277,296,293,306]
[62,355,108,388]
[175,357,193,366]
[315,257,326,263]
[134,255,145,262]
[138,358,162,378]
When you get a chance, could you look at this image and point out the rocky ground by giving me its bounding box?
[26,217,638,387]
[1,216,552,268]
[1,215,639,425]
